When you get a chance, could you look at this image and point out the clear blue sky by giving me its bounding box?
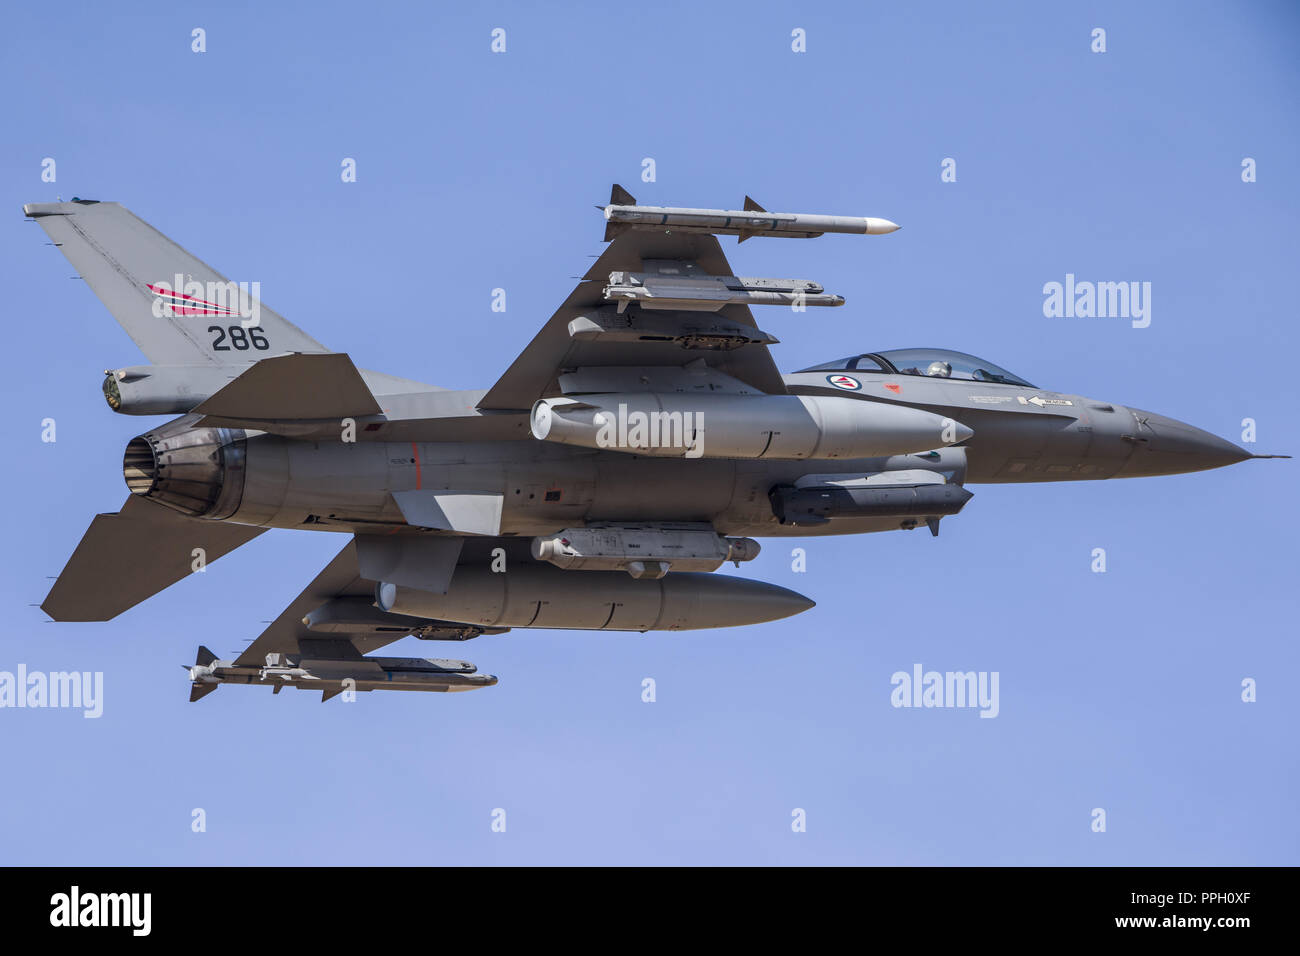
[1,0,1296,864]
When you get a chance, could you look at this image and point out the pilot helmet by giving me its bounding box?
[926,361,952,378]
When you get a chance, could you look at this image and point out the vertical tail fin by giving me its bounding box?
[23,199,328,366]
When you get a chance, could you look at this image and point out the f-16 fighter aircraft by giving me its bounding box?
[24,185,1284,702]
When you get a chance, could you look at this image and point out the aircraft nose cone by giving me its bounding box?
[1116,408,1251,477]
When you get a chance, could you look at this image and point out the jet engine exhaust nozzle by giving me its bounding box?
[122,416,248,519]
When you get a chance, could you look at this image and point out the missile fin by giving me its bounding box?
[737,231,756,243]
[195,645,218,667]
[743,195,766,212]
[321,687,343,703]
[609,183,636,206]
[189,683,219,703]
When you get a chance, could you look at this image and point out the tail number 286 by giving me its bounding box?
[209,325,270,351]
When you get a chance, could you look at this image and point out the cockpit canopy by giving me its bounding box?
[799,348,1035,388]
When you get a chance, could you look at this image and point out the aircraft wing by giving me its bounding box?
[232,536,496,667]
[234,539,392,666]
[477,228,788,410]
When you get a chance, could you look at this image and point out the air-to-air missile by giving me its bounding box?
[601,184,900,241]
[186,646,497,702]
[602,271,846,310]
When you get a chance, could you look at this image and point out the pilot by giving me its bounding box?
[926,361,952,378]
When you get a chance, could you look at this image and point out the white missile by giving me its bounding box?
[601,184,899,241]
[185,647,496,701]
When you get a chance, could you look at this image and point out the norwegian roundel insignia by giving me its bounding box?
[826,374,861,391]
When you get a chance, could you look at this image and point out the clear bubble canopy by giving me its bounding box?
[799,348,1035,387]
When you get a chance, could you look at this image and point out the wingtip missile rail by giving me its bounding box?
[601,184,900,242]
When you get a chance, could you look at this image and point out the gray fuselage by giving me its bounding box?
[124,368,1250,542]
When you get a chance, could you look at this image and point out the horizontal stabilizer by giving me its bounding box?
[192,352,382,421]
[43,496,265,622]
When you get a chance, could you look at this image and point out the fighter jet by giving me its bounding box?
[23,186,1284,702]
